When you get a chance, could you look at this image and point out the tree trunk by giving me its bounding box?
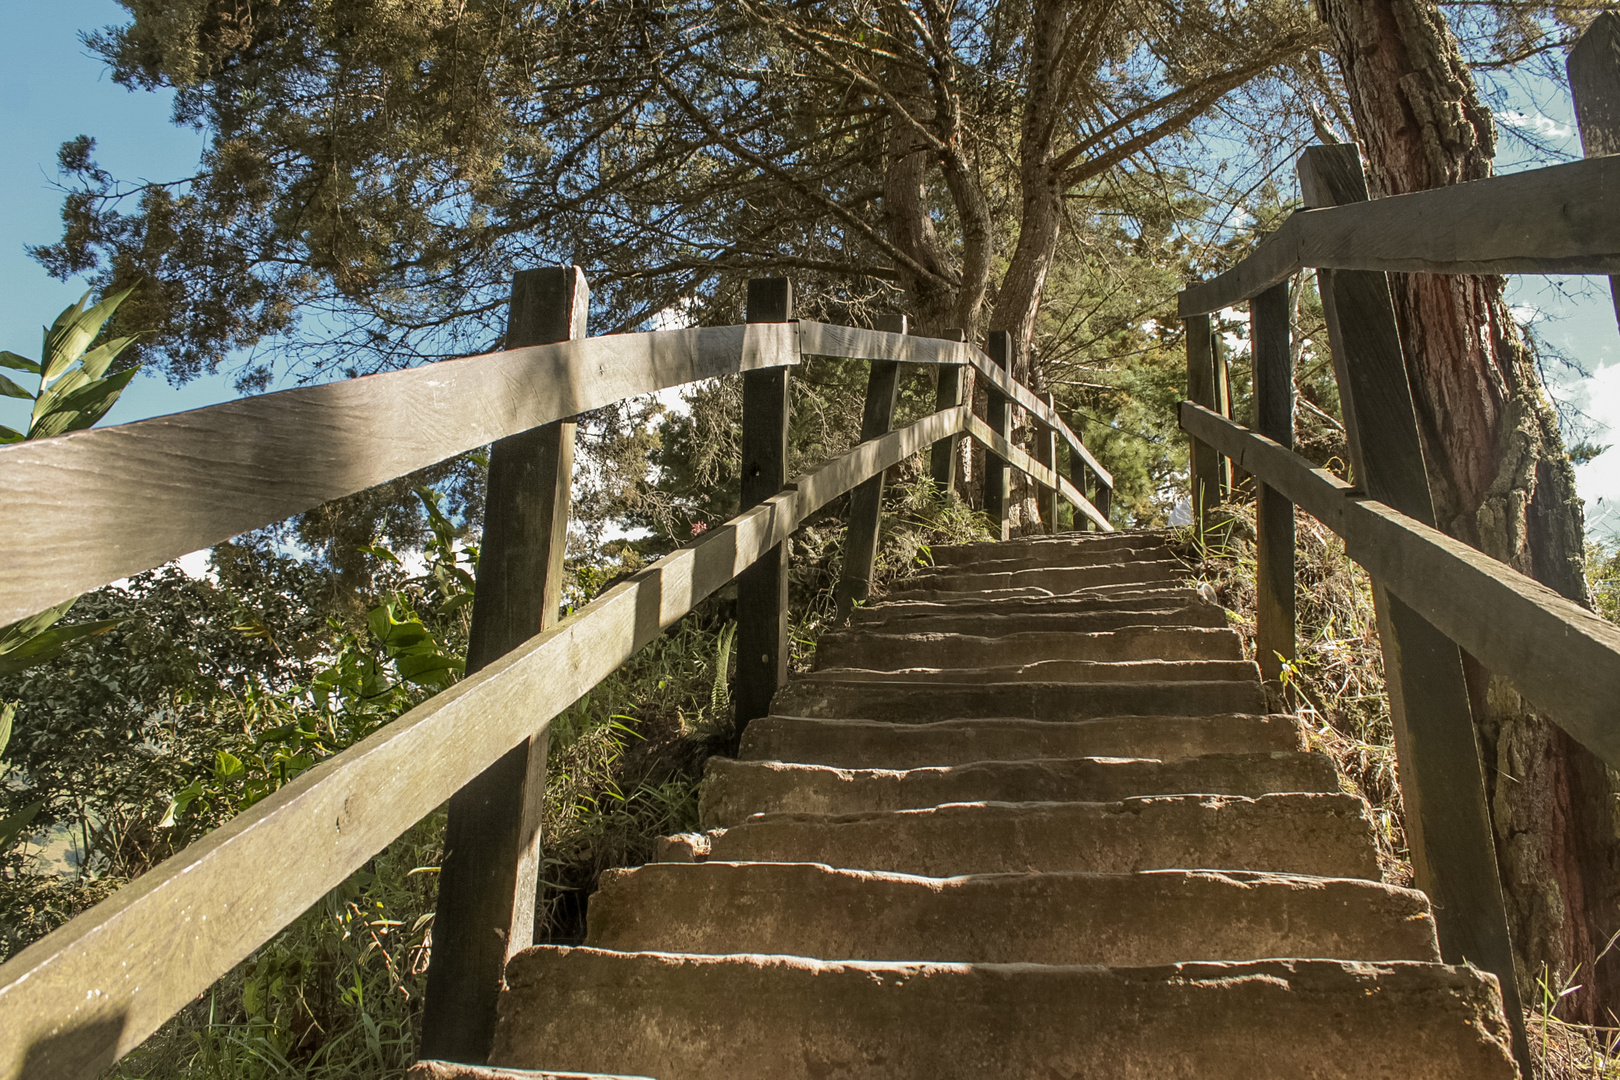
[1317,0,1615,1023]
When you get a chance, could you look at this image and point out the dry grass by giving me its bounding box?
[1176,506,1620,1078]
[1175,504,1411,885]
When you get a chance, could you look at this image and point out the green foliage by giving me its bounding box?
[0,287,143,693]
[0,286,140,444]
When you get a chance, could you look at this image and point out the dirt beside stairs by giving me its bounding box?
[415,530,1519,1080]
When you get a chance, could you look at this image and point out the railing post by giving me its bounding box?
[1035,393,1058,534]
[421,266,588,1064]
[734,278,793,730]
[1251,282,1297,695]
[928,328,967,497]
[1299,144,1531,1073]
[1569,11,1620,331]
[1065,418,1091,531]
[981,330,1012,540]
[836,315,905,618]
[1185,314,1222,543]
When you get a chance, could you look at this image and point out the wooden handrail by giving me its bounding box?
[0,403,969,1080]
[796,320,1114,489]
[1,320,1111,630]
[1177,154,1620,317]
[0,323,798,628]
[1180,401,1620,767]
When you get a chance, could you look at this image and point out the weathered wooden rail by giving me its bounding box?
[1176,18,1620,1076]
[0,268,1111,1079]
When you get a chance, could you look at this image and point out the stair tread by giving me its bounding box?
[584,862,1439,964]
[740,713,1308,768]
[659,792,1382,880]
[773,677,1268,721]
[491,950,1515,1080]
[699,752,1340,824]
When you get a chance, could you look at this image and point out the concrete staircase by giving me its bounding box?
[422,531,1519,1079]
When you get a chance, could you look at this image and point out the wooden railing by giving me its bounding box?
[1176,20,1620,1075]
[0,269,1111,1079]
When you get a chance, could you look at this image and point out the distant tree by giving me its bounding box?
[37,0,1318,393]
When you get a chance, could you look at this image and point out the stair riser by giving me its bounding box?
[492,951,1516,1080]
[585,864,1441,964]
[772,679,1268,722]
[932,533,1172,564]
[807,659,1261,685]
[813,627,1243,670]
[919,547,1177,575]
[662,794,1382,880]
[852,589,1211,622]
[886,561,1182,599]
[842,607,1226,636]
[699,753,1339,825]
[739,714,1306,769]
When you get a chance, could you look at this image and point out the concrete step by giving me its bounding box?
[410,1064,650,1080]
[739,714,1307,769]
[772,677,1268,721]
[840,604,1226,636]
[894,558,1183,593]
[491,950,1515,1079]
[584,863,1440,965]
[932,531,1174,564]
[852,588,1215,622]
[916,545,1180,576]
[884,560,1184,599]
[805,658,1261,686]
[659,792,1381,880]
[812,626,1243,670]
[698,752,1339,825]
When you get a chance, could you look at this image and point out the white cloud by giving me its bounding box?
[1494,111,1575,141]
[1572,361,1620,543]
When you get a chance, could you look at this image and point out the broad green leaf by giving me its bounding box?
[41,286,135,388]
[0,799,43,852]
[29,368,139,439]
[395,651,463,688]
[214,749,245,782]
[0,373,30,400]
[74,335,138,383]
[0,598,78,654]
[0,425,23,445]
[0,351,39,374]
[0,617,122,677]
[0,701,14,760]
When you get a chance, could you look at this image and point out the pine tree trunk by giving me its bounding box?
[1317,0,1615,1023]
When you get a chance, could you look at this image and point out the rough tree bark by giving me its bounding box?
[1316,0,1615,1022]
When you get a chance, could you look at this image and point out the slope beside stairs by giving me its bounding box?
[416,530,1519,1080]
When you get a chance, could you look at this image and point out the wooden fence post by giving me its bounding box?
[981,330,1012,540]
[1035,393,1058,534]
[1251,282,1297,695]
[733,278,793,729]
[837,315,905,617]
[1569,11,1620,331]
[420,266,588,1064]
[1299,144,1531,1073]
[929,328,967,497]
[1185,314,1222,544]
[1065,418,1090,531]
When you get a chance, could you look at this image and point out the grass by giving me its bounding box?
[1180,506,1620,1079]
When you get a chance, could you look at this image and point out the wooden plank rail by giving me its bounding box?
[1180,401,1620,768]
[0,323,799,628]
[0,402,970,1080]
[1,318,1114,632]
[1177,154,1620,317]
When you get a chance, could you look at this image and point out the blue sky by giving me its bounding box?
[0,1,1615,537]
